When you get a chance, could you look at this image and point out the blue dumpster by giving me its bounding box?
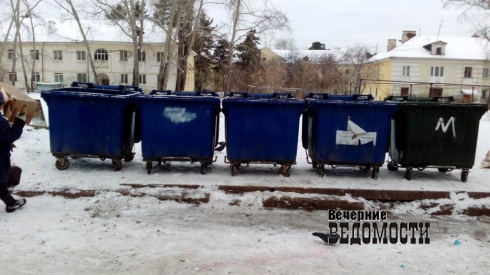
[41,90,140,171]
[222,92,307,177]
[303,93,398,179]
[133,91,221,174]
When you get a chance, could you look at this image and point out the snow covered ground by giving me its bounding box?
[1,109,490,274]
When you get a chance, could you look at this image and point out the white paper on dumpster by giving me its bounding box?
[336,118,377,146]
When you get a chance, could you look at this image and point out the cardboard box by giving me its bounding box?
[0,82,39,125]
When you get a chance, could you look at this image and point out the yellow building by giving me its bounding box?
[368,31,489,102]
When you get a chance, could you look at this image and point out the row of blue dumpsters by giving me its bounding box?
[40,82,488,182]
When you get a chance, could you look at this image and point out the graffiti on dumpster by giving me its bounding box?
[435,117,456,138]
[164,107,197,123]
[336,117,377,146]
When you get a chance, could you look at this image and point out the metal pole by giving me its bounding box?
[410,84,412,98]
[358,79,362,94]
[472,86,474,103]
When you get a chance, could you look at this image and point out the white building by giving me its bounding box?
[0,19,195,92]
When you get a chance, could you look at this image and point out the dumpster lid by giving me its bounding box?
[306,93,373,101]
[227,92,297,99]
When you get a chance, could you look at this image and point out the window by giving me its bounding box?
[156,52,164,62]
[483,68,489,78]
[7,50,14,60]
[464,67,472,78]
[429,88,443,97]
[431,66,444,77]
[138,51,146,62]
[402,66,410,77]
[400,87,409,96]
[54,73,63,83]
[482,90,488,100]
[33,73,41,82]
[139,74,146,84]
[436,47,442,55]
[30,50,40,60]
[121,74,128,84]
[77,73,87,82]
[53,50,62,61]
[94,49,108,61]
[119,50,130,61]
[9,72,17,81]
[77,51,86,61]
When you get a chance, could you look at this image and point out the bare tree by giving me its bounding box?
[341,44,379,94]
[444,0,490,41]
[0,0,19,81]
[91,0,146,86]
[274,37,296,50]
[223,0,289,93]
[51,0,99,84]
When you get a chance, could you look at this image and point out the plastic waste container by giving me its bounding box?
[303,93,398,179]
[41,89,140,171]
[387,98,487,182]
[222,92,306,177]
[133,91,221,174]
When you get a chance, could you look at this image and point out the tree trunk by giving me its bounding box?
[157,0,178,90]
[225,0,241,94]
[0,1,17,81]
[10,0,21,86]
[18,34,30,92]
[164,7,183,90]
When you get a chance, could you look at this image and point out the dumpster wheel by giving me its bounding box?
[146,162,152,174]
[55,158,70,170]
[279,165,291,177]
[387,162,398,172]
[404,168,413,181]
[201,164,208,175]
[312,162,318,169]
[318,165,325,177]
[124,153,135,162]
[461,170,469,183]
[231,165,238,176]
[371,167,380,180]
[112,159,122,171]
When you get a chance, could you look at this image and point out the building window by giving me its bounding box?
[482,90,488,100]
[33,73,41,82]
[77,73,87,82]
[54,73,63,83]
[430,66,444,77]
[429,88,443,97]
[436,47,442,55]
[30,50,40,60]
[156,52,164,62]
[119,50,130,61]
[77,51,86,61]
[121,74,128,84]
[9,72,17,81]
[402,66,410,77]
[139,74,146,84]
[7,49,14,60]
[138,51,146,62]
[94,49,108,61]
[53,50,63,61]
[483,68,489,78]
[400,87,409,96]
[464,67,472,78]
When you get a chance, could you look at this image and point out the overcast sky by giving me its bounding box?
[205,0,475,52]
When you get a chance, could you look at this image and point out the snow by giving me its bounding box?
[271,49,345,62]
[372,35,490,61]
[1,107,490,273]
[1,19,165,44]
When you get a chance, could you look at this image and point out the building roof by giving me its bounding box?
[270,48,345,62]
[0,18,166,44]
[371,35,490,61]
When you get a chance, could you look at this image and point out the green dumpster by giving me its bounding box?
[388,101,487,182]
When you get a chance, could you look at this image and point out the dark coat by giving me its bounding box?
[0,116,25,184]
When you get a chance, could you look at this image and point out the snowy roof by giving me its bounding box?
[0,18,166,44]
[371,35,490,61]
[271,48,345,62]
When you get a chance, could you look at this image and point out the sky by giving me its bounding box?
[204,0,477,52]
